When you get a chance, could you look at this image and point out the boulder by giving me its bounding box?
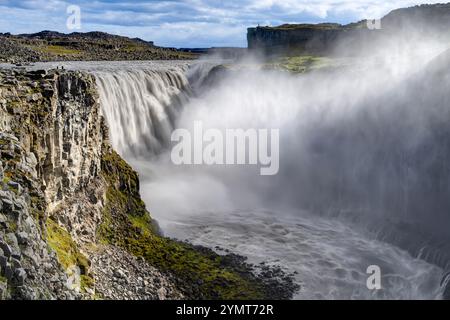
[0,242,12,258]
[13,268,27,286]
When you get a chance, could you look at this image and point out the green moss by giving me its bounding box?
[0,275,7,283]
[46,218,88,270]
[46,218,94,292]
[80,275,95,291]
[8,221,18,232]
[98,149,270,299]
[33,45,82,56]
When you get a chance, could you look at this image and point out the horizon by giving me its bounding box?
[0,0,446,48]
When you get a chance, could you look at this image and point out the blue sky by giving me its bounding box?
[0,0,444,47]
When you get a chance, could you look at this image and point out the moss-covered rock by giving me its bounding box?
[46,218,94,292]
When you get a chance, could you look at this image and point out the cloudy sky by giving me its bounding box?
[0,0,444,47]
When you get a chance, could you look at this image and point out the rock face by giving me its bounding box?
[247,3,450,56]
[247,24,375,55]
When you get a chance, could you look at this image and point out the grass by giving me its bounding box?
[33,45,82,56]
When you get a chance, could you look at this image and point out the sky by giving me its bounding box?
[0,0,445,48]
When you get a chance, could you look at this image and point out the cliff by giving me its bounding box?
[247,3,450,55]
[0,68,298,300]
[247,24,375,55]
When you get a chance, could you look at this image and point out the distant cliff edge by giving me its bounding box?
[247,3,450,56]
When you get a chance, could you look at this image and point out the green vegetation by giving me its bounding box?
[46,218,94,292]
[0,275,7,283]
[2,171,12,185]
[32,45,82,56]
[99,149,275,299]
[268,55,333,73]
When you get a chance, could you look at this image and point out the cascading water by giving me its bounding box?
[95,67,190,157]
[92,54,450,299]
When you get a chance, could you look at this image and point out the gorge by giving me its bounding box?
[2,3,450,300]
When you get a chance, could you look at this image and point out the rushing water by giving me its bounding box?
[22,57,447,299]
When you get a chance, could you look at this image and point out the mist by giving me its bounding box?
[113,30,450,269]
[93,24,450,298]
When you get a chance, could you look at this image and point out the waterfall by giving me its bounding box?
[94,66,192,158]
[91,54,450,298]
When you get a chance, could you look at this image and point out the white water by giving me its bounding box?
[153,210,443,300]
[91,58,448,300]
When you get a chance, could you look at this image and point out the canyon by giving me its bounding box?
[1,1,450,302]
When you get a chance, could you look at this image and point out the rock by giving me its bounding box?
[11,257,22,269]
[13,268,27,286]
[0,190,11,202]
[0,281,8,300]
[3,264,13,281]
[28,70,47,80]
[113,269,126,279]
[7,181,22,194]
[5,233,21,258]
[11,209,22,223]
[16,232,29,245]
[25,152,37,167]
[27,93,42,102]
[0,255,8,269]
[0,242,12,258]
[1,198,13,212]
